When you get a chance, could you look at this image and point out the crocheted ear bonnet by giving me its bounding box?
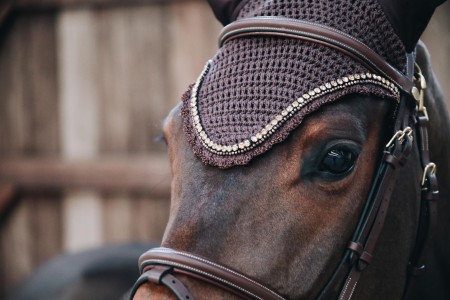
[181,0,407,168]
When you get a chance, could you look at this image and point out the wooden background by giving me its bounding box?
[0,0,448,297]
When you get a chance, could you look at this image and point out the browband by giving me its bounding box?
[219,17,414,95]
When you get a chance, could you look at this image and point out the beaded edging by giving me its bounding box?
[190,60,400,156]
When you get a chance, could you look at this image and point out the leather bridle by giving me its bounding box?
[129,17,439,300]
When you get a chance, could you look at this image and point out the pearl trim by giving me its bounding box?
[190,60,400,156]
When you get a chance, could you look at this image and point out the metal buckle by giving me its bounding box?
[412,63,427,113]
[385,127,413,149]
[421,162,437,187]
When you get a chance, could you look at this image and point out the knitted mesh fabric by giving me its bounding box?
[181,0,407,168]
[237,0,406,71]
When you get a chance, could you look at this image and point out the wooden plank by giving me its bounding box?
[57,9,99,159]
[30,195,62,264]
[94,4,170,246]
[23,13,60,154]
[165,0,222,108]
[57,8,104,252]
[0,14,28,155]
[96,5,168,153]
[0,197,33,295]
[0,194,62,294]
[102,194,133,243]
[0,156,171,196]
[0,12,59,155]
[62,190,104,251]
[131,196,171,242]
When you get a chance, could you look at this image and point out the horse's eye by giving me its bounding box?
[319,146,358,175]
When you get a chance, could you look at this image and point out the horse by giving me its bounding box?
[131,0,450,299]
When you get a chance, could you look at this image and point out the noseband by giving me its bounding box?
[131,247,285,300]
[129,17,439,300]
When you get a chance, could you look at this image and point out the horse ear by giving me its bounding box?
[377,0,446,52]
[207,0,249,26]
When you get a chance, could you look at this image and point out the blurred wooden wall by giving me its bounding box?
[0,0,221,296]
[0,0,448,297]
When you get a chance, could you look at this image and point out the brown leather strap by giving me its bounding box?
[138,247,286,300]
[407,110,437,275]
[402,68,439,297]
[219,17,414,95]
[129,265,195,300]
[409,172,438,276]
[338,127,414,300]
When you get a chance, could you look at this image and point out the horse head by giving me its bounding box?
[131,0,450,299]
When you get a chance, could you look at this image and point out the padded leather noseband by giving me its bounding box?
[129,247,285,300]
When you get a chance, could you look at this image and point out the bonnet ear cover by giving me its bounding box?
[377,0,446,52]
[207,0,250,25]
[186,0,408,169]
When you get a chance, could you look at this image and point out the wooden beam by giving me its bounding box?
[0,156,171,197]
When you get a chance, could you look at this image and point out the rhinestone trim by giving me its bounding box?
[190,60,400,156]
